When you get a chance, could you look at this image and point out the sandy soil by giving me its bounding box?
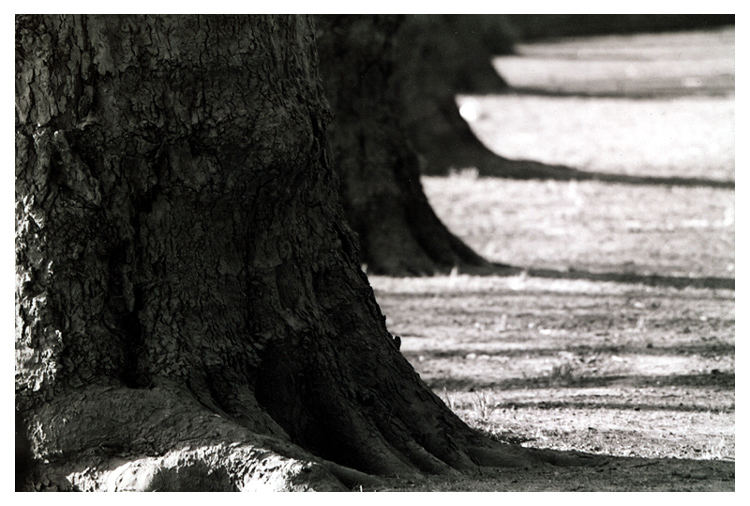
[367,27,734,491]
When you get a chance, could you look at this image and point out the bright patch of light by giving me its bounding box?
[459,99,480,122]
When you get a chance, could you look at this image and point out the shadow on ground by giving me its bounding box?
[408,342,735,360]
[427,371,735,392]
[378,452,734,491]
[455,262,735,290]
[523,265,734,290]
[463,152,735,189]
[504,81,734,100]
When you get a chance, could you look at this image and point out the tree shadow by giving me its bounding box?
[405,342,735,361]
[383,288,735,302]
[428,370,735,392]
[464,152,735,189]
[505,83,734,100]
[380,445,734,491]
[523,265,734,290]
[456,263,736,290]
[451,452,734,491]
[490,399,732,414]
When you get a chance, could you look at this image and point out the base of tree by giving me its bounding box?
[353,190,490,276]
[17,381,601,491]
[15,15,602,493]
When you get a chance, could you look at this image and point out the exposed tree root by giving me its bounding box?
[16,14,609,493]
[19,382,366,491]
[19,378,604,491]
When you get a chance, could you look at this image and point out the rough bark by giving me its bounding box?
[315,15,487,276]
[15,14,577,492]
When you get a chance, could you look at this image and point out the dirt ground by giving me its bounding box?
[368,27,734,491]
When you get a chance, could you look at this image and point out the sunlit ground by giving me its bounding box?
[370,27,734,490]
[458,27,734,181]
[424,175,733,278]
[458,96,734,181]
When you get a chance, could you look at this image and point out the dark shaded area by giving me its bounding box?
[377,261,734,289]
[315,15,489,275]
[147,462,239,492]
[506,83,735,100]
[520,266,735,290]
[380,453,733,491]
[399,315,733,337]
[429,371,735,391]
[490,400,733,414]
[508,14,734,41]
[15,409,33,491]
[404,342,734,361]
[450,152,735,189]
[377,289,735,302]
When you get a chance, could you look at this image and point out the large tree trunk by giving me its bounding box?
[315,15,487,275]
[16,14,574,492]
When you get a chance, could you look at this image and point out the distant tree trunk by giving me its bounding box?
[395,15,512,176]
[394,15,590,180]
[16,14,569,492]
[315,15,487,275]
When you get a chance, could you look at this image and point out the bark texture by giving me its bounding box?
[15,14,564,492]
[316,15,487,275]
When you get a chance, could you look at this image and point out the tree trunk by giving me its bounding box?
[315,15,487,275]
[16,14,572,492]
[393,15,600,180]
[394,15,513,177]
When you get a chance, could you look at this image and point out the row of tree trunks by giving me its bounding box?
[16,14,582,491]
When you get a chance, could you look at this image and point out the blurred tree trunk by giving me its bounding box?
[16,14,558,492]
[316,15,487,275]
[395,15,514,177]
[395,15,594,179]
